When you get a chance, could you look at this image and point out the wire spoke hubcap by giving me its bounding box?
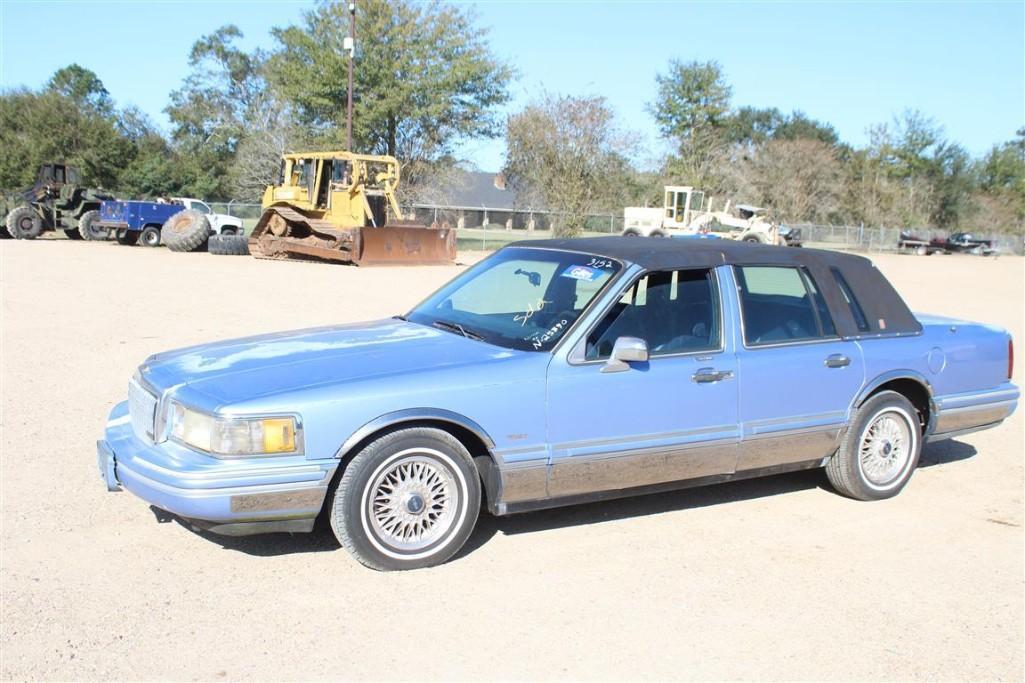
[859,412,912,485]
[367,455,457,552]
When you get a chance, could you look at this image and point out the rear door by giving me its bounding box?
[732,265,865,471]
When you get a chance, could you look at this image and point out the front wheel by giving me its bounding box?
[329,427,481,571]
[825,390,921,501]
[7,206,43,239]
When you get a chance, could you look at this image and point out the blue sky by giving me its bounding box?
[1,1,1022,172]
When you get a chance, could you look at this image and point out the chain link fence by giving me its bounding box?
[208,201,1022,255]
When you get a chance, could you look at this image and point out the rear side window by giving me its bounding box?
[736,266,836,345]
[831,267,870,332]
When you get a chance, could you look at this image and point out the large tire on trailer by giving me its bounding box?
[116,229,140,246]
[78,210,107,240]
[139,226,161,248]
[7,206,43,239]
[825,390,922,501]
[64,228,84,240]
[208,233,250,256]
[162,210,210,252]
[329,427,481,571]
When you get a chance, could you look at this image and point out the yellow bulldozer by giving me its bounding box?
[249,151,456,265]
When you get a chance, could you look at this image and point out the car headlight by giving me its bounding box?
[168,401,301,456]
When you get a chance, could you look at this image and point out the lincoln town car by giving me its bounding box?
[97,238,1019,570]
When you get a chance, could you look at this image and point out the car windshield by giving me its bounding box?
[408,247,622,352]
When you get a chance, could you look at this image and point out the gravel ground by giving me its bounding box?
[1,239,1022,681]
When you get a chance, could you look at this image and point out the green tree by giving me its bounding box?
[0,84,129,190]
[166,25,268,199]
[650,59,732,141]
[267,0,513,169]
[504,93,637,237]
[47,64,113,114]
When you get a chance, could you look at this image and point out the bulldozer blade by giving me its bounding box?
[355,225,456,266]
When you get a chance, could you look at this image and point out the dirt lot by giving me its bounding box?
[1,239,1022,681]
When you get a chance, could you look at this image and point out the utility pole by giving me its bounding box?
[344,1,356,151]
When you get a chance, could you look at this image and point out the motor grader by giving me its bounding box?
[249,152,455,265]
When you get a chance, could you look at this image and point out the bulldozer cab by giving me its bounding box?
[662,186,706,229]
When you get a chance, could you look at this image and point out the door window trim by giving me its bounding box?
[734,264,842,350]
[568,266,725,365]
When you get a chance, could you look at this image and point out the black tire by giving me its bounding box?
[7,206,43,239]
[139,226,161,247]
[162,210,210,252]
[116,229,140,246]
[209,233,250,255]
[650,231,666,238]
[825,390,922,501]
[622,230,640,237]
[743,234,763,244]
[0,223,12,239]
[78,210,107,240]
[64,228,84,240]
[329,427,481,571]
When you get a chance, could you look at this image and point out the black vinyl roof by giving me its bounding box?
[512,235,869,270]
[508,236,921,339]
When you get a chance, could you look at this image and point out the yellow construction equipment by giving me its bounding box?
[249,151,456,265]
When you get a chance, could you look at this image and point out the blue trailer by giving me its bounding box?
[95,200,183,247]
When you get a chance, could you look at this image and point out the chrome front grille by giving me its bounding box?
[128,378,158,442]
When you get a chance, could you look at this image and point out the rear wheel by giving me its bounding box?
[78,210,107,240]
[139,226,161,247]
[329,427,481,571]
[825,390,921,501]
[162,210,210,252]
[209,234,250,255]
[7,206,43,239]
[743,234,763,244]
[116,229,140,246]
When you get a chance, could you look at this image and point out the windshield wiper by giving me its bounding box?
[432,320,485,341]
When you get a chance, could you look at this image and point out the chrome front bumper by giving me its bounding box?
[99,401,336,535]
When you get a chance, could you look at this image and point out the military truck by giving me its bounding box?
[2,163,114,240]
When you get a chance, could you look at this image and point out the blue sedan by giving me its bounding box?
[97,237,1019,570]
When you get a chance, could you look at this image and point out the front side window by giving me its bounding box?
[585,269,720,360]
[408,248,621,352]
[736,266,836,345]
[191,201,211,214]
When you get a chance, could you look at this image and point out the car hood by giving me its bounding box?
[140,318,522,408]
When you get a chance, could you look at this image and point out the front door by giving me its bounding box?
[731,265,865,471]
[546,267,739,498]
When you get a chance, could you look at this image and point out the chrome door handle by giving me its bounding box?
[692,367,734,383]
[825,354,850,368]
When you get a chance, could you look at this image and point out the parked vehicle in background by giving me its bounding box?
[898,230,996,256]
[97,237,1018,571]
[938,232,995,255]
[623,186,802,246]
[2,163,114,240]
[95,198,243,249]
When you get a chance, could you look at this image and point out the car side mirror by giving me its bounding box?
[601,337,649,373]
